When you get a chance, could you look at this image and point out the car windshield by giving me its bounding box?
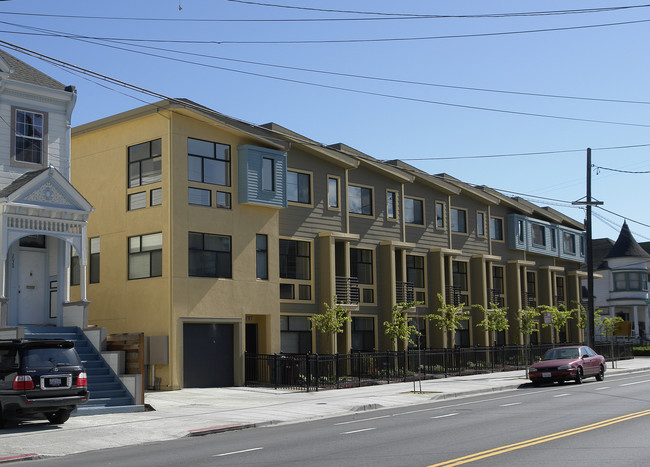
[23,347,80,368]
[542,348,579,360]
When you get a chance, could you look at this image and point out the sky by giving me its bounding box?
[2,1,649,241]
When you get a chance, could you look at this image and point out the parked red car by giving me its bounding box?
[529,345,606,386]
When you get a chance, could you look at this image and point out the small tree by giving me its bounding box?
[310,296,351,354]
[429,293,469,348]
[518,306,540,376]
[538,305,574,345]
[384,301,422,349]
[568,301,588,342]
[473,302,509,347]
[595,309,624,369]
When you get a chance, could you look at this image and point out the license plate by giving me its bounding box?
[48,378,62,387]
[542,372,551,378]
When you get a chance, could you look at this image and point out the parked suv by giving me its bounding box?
[0,339,88,426]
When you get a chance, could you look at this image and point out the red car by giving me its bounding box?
[529,345,606,386]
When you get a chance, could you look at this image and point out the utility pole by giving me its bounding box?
[573,148,603,347]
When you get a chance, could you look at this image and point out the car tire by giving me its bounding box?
[46,409,70,425]
[532,379,541,387]
[575,367,583,384]
[596,365,605,381]
[557,379,565,385]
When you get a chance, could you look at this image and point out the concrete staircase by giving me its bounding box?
[24,326,142,414]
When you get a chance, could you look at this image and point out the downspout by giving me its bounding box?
[64,87,77,181]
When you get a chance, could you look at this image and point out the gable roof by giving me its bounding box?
[604,221,650,259]
[0,49,68,91]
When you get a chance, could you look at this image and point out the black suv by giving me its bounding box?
[0,339,88,426]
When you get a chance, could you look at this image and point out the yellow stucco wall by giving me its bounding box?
[71,107,282,389]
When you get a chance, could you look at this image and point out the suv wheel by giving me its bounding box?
[46,409,70,425]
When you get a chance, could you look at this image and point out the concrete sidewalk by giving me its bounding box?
[2,357,649,462]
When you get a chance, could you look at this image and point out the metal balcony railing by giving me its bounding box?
[396,281,415,303]
[335,276,360,304]
[445,285,464,306]
[554,296,565,308]
[488,289,505,307]
[522,291,537,308]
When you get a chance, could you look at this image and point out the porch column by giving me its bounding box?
[80,265,87,302]
[645,306,649,340]
[633,306,639,338]
[64,243,71,302]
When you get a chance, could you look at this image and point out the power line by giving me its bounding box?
[5,21,650,107]
[593,165,650,174]
[225,1,650,19]
[3,4,650,22]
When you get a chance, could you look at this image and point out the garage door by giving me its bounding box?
[183,323,234,388]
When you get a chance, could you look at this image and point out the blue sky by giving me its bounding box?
[3,1,649,241]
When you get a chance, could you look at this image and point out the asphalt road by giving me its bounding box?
[23,371,650,466]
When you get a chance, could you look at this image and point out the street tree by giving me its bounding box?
[429,293,469,348]
[383,301,422,350]
[538,305,574,345]
[310,296,351,354]
[595,309,624,369]
[518,306,540,376]
[473,302,509,347]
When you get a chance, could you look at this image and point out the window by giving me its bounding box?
[287,170,311,204]
[279,239,311,301]
[89,238,100,284]
[451,208,467,233]
[477,212,486,236]
[563,232,576,254]
[262,157,275,191]
[70,249,80,286]
[128,233,162,280]
[613,272,648,291]
[550,227,557,250]
[351,317,375,351]
[188,232,232,278]
[491,265,505,307]
[452,261,469,303]
[14,109,46,166]
[129,139,162,188]
[328,176,339,209]
[128,192,146,210]
[256,234,268,280]
[518,220,524,242]
[435,202,445,229]
[532,224,546,247]
[348,185,372,216]
[405,197,424,225]
[188,137,230,186]
[386,190,397,220]
[216,191,231,209]
[280,316,312,353]
[406,255,426,303]
[556,276,565,305]
[351,248,374,303]
[490,217,503,240]
[151,188,162,206]
[188,187,211,206]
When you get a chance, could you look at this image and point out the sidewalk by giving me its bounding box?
[2,357,649,462]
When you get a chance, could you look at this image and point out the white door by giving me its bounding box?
[17,250,47,325]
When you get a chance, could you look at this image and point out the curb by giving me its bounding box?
[0,454,40,464]
[187,423,258,437]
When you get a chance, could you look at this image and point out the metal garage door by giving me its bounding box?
[183,323,234,388]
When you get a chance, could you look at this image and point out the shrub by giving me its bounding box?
[633,346,650,356]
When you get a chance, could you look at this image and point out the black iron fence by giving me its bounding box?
[245,341,633,391]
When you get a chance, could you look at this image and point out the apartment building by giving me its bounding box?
[71,99,587,389]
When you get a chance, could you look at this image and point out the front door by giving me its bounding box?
[17,250,47,325]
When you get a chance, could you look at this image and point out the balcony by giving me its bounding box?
[335,277,360,305]
[396,282,415,303]
[553,295,565,308]
[522,291,536,308]
[488,289,505,307]
[445,285,464,306]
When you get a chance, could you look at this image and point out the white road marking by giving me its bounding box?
[500,402,522,407]
[214,447,263,457]
[594,386,610,390]
[621,380,650,386]
[553,393,570,398]
[341,427,377,435]
[432,413,459,419]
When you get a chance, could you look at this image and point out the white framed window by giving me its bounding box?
[386,190,398,220]
[490,217,504,241]
[532,224,546,247]
[12,107,47,168]
[451,208,467,233]
[435,201,445,229]
[477,211,486,237]
[287,170,312,205]
[328,176,340,210]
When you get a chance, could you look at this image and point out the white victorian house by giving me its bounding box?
[590,222,650,342]
[0,49,92,330]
